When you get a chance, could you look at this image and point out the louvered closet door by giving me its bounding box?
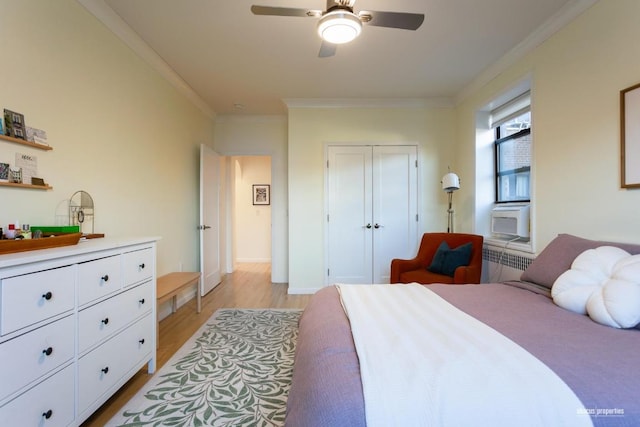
[326,145,418,284]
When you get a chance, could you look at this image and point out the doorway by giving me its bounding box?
[230,156,272,269]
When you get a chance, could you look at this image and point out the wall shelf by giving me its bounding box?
[0,181,52,190]
[1,133,53,189]
[0,133,52,151]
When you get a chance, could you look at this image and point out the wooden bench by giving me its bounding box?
[156,271,201,347]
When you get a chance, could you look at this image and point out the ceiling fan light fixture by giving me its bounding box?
[317,10,362,44]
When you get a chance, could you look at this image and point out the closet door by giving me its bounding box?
[372,146,418,283]
[326,145,418,284]
[326,146,373,284]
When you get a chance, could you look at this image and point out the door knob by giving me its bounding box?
[198,225,212,230]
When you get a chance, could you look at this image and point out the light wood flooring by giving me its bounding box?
[82,263,312,426]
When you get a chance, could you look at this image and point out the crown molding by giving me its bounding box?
[215,115,287,124]
[455,0,599,106]
[77,0,216,119]
[283,97,454,109]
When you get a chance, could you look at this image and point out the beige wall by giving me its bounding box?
[0,1,214,276]
[454,0,640,253]
[287,106,455,292]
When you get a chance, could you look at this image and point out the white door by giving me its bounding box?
[326,145,418,284]
[200,144,221,295]
[372,146,418,283]
[327,146,373,284]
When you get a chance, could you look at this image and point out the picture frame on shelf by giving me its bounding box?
[0,163,9,182]
[9,167,22,184]
[252,184,270,205]
[621,82,640,188]
[3,109,26,140]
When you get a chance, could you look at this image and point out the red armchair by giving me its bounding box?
[390,233,483,284]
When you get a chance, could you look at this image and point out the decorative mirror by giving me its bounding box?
[69,190,94,235]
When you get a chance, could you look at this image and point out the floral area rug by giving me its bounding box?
[107,309,302,427]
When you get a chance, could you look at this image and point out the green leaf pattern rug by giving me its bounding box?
[108,309,301,427]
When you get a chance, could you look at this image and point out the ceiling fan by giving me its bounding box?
[251,0,424,58]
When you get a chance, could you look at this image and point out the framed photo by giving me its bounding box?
[3,109,26,140]
[0,163,9,182]
[621,83,640,188]
[252,184,270,205]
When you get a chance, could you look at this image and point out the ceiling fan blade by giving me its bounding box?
[318,41,337,58]
[251,5,320,18]
[359,10,424,30]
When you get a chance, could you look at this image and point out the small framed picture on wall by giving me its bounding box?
[252,184,270,205]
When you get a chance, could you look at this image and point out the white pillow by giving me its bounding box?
[551,246,640,328]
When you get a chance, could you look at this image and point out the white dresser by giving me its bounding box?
[0,237,158,426]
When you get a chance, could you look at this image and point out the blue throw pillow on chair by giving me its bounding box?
[427,241,473,277]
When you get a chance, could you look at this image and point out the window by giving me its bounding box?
[491,92,531,203]
[494,112,531,202]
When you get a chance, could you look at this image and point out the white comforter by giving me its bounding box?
[337,283,593,427]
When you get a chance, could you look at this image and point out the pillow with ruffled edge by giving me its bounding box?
[428,241,473,277]
[551,246,640,328]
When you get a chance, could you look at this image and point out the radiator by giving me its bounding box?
[482,246,534,283]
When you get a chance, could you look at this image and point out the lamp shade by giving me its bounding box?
[442,172,460,192]
[317,11,362,44]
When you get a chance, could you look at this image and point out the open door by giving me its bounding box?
[199,144,221,295]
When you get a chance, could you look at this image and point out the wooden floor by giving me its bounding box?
[82,263,312,426]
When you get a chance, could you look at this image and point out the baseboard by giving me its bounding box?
[287,286,321,295]
[236,258,271,263]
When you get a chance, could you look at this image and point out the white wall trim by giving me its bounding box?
[455,0,598,105]
[215,115,287,124]
[287,286,322,295]
[284,97,454,109]
[77,0,216,119]
[236,258,272,263]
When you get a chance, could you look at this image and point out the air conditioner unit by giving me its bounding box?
[491,205,530,238]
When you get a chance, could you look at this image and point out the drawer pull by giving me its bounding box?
[139,338,145,345]
[139,263,146,270]
[139,298,145,304]
[42,291,53,300]
[101,274,109,282]
[42,347,53,356]
[42,409,53,419]
[101,367,109,374]
[101,317,109,325]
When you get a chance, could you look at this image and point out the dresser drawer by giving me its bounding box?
[123,248,153,288]
[78,280,153,353]
[0,364,74,427]
[0,266,75,336]
[0,315,74,402]
[78,254,122,306]
[78,313,153,414]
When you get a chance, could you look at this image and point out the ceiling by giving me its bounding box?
[80,0,594,116]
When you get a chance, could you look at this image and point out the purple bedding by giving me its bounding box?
[285,283,640,427]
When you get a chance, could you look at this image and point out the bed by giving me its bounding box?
[285,234,640,427]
